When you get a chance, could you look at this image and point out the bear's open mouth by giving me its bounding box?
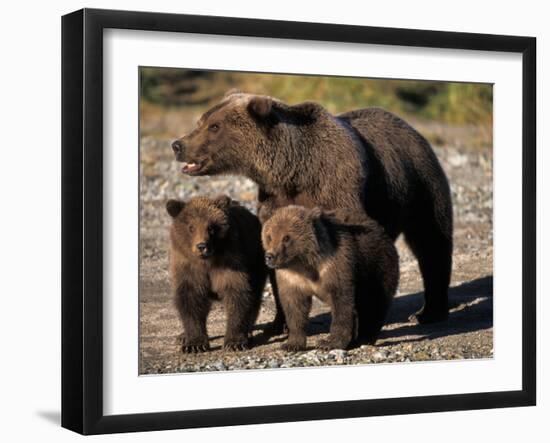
[181,161,204,175]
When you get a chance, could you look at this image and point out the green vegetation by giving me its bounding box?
[140,68,492,125]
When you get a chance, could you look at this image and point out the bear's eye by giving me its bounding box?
[282,235,290,243]
[188,224,194,233]
[208,123,220,132]
[207,224,217,235]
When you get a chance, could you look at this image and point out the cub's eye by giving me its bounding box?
[188,225,194,233]
[208,123,220,132]
[266,235,272,243]
[282,235,290,243]
[208,225,217,235]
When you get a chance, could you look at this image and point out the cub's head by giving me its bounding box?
[171,90,277,176]
[166,195,234,259]
[261,206,322,269]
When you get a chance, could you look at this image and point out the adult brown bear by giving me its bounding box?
[171,91,453,328]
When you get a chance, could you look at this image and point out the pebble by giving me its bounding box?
[328,349,347,364]
[372,350,387,362]
[448,152,469,167]
[213,361,226,371]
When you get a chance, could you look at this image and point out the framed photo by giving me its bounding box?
[61,8,536,435]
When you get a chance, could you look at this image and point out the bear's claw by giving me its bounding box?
[181,342,209,353]
[223,341,249,351]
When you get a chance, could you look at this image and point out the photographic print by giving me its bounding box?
[62,9,536,433]
[138,68,494,375]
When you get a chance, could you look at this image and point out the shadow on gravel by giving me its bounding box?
[380,275,493,344]
[289,275,493,343]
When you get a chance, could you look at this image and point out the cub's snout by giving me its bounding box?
[264,252,277,268]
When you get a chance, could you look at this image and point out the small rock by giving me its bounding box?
[448,152,469,168]
[300,350,319,359]
[213,361,226,371]
[372,350,387,362]
[328,349,347,363]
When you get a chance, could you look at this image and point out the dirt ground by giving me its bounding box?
[139,119,493,373]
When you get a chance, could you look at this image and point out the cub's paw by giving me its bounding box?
[181,339,209,354]
[223,339,249,352]
[281,342,306,352]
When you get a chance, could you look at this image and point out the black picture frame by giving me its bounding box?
[61,8,536,435]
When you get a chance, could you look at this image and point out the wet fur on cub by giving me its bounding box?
[167,195,267,352]
[262,206,399,351]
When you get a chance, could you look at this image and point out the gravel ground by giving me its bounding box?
[139,121,493,374]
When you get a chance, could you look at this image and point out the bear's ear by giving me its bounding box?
[248,96,272,118]
[166,199,185,218]
[223,88,241,99]
[213,195,232,210]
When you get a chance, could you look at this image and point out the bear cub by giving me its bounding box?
[167,195,267,352]
[262,206,399,351]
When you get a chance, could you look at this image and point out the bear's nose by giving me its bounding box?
[265,252,275,265]
[171,139,185,154]
[196,243,207,253]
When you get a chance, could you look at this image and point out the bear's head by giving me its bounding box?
[261,205,323,269]
[171,90,277,177]
[166,195,234,259]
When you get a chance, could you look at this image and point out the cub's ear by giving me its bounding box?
[223,88,241,99]
[213,195,232,210]
[248,96,272,118]
[166,199,185,218]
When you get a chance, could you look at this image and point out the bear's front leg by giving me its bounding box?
[279,287,312,352]
[318,285,355,351]
[222,290,256,351]
[174,287,211,353]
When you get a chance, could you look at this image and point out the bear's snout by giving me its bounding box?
[265,252,274,266]
[196,242,213,258]
[172,139,185,157]
[265,251,281,269]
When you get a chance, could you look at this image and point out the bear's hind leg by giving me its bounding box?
[318,287,355,350]
[404,212,452,324]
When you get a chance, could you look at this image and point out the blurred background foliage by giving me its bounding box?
[139,68,492,148]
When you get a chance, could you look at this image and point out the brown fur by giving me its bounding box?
[262,206,399,351]
[167,195,267,352]
[172,91,452,326]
